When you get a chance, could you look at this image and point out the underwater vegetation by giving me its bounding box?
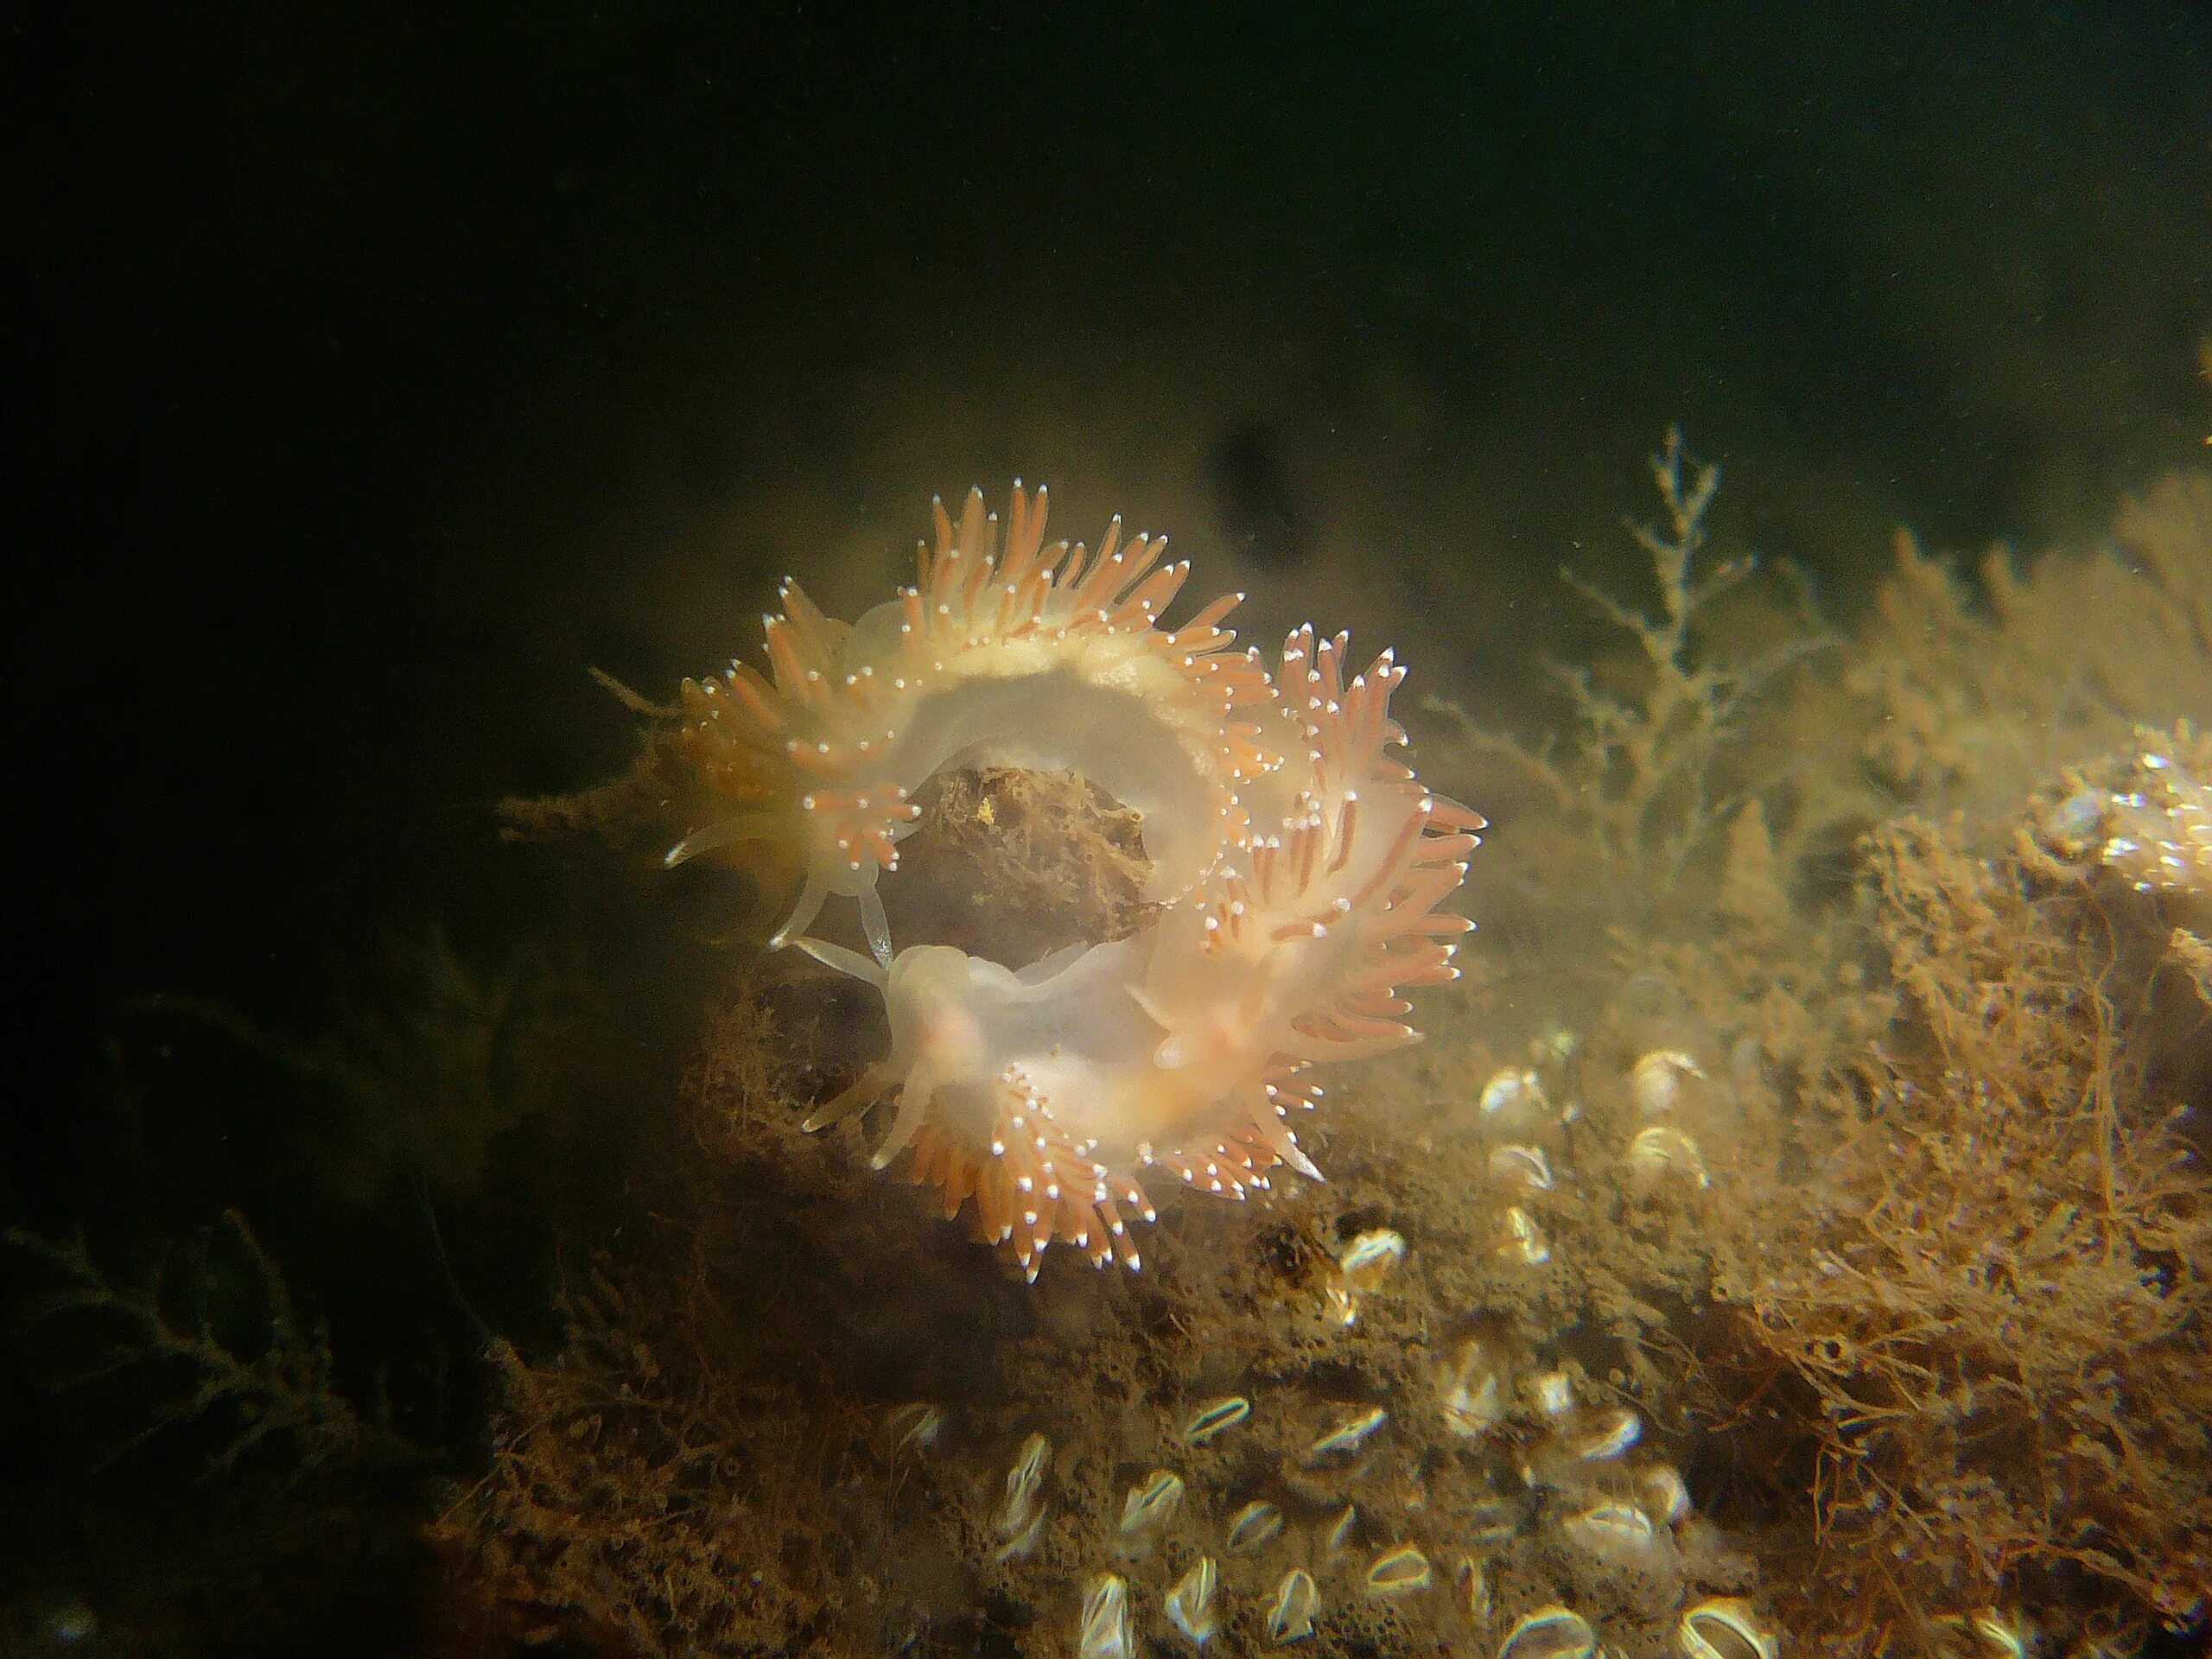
[1845,472,2212,835]
[2,1202,434,1655]
[153,922,607,1207]
[0,922,639,1655]
[6,1208,384,1485]
[1425,429,1836,914]
[1696,772,2212,1649]
[17,441,2203,1658]
[444,438,2212,1658]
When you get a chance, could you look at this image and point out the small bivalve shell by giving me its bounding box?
[995,1510,1046,1561]
[2040,788,2107,854]
[1676,1599,1777,1659]
[1457,1555,1492,1624]
[1265,1567,1319,1644]
[1078,1574,1135,1659]
[1563,1499,1657,1556]
[1498,1205,1551,1265]
[1004,1430,1051,1492]
[1465,1497,1522,1545]
[1518,1443,1583,1492]
[876,1402,943,1458]
[1322,1279,1359,1326]
[1226,1500,1285,1554]
[1631,1050,1706,1116]
[1440,1344,1505,1440]
[1488,1143,1554,1191]
[1499,1605,1599,1659]
[1365,1544,1433,1596]
[1929,1610,2031,1659]
[1165,1557,1219,1647]
[1531,1370,1577,1417]
[994,1432,1051,1560]
[1183,1395,1250,1446]
[1478,1066,1548,1122]
[1325,1503,1358,1554]
[1968,1609,2028,1659]
[1338,1228,1408,1291]
[1626,1125,1710,1188]
[1637,1464,1692,1524]
[1117,1469,1184,1538]
[1325,1228,1407,1324]
[1306,1405,1388,1460]
[1573,1406,1643,1461]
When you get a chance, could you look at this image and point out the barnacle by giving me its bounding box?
[1478,1066,1548,1122]
[1569,1406,1643,1462]
[874,1401,943,1459]
[1563,1499,1658,1555]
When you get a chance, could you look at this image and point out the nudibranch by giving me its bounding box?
[668,485,1481,1279]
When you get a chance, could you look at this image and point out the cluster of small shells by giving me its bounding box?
[1431,1328,1763,1656]
[1471,1066,1562,1267]
[1622,1052,1713,1192]
[2038,729,2212,903]
[883,1150,1772,1659]
[846,1030,1777,1656]
[1469,1039,1715,1275]
[842,735,2208,1659]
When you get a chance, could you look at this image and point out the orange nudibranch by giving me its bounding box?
[666,484,1480,1280]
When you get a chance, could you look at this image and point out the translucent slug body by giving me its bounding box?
[670,486,1481,1278]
